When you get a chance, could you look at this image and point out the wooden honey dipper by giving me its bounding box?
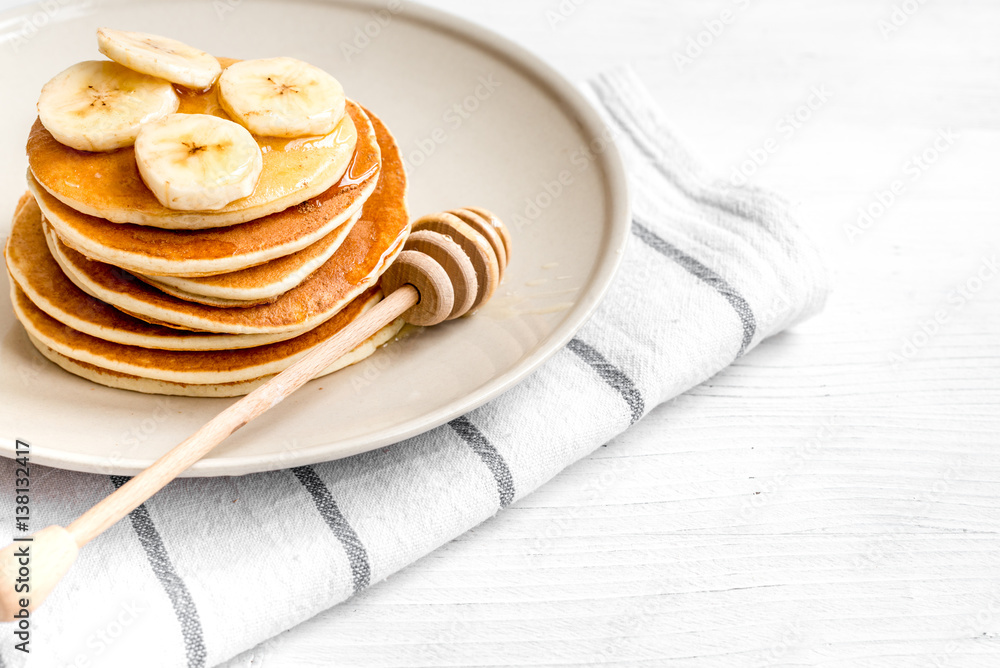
[0,207,510,620]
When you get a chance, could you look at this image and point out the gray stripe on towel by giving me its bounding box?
[110,476,207,668]
[291,466,370,592]
[632,219,756,357]
[567,338,645,424]
[449,416,515,508]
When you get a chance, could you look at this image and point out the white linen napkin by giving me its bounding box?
[0,67,827,668]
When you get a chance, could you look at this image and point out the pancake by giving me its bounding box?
[5,197,312,350]
[32,101,381,277]
[38,107,410,335]
[27,58,362,230]
[11,286,404,397]
[130,208,362,307]
[12,279,403,384]
[12,191,29,219]
[28,320,402,397]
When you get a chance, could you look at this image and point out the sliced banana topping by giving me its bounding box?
[134,113,263,211]
[97,28,222,90]
[218,57,346,138]
[37,60,179,152]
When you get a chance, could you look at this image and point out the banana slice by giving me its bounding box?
[37,60,179,152]
[97,28,222,90]
[218,57,346,138]
[134,113,263,211]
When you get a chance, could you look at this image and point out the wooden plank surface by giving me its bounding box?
[220,1,1000,665]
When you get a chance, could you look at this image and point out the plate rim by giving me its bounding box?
[0,0,631,476]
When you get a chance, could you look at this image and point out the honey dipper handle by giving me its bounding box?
[67,284,420,548]
[0,286,419,621]
[0,206,507,620]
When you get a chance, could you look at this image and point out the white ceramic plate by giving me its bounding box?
[0,0,629,476]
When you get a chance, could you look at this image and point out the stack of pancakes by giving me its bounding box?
[5,65,411,397]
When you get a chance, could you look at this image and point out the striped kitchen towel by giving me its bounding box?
[0,67,827,668]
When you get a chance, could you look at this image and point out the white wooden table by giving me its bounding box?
[219,2,1000,665]
[215,1,1000,665]
[7,0,1000,664]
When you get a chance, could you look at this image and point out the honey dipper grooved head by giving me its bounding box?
[382,208,509,325]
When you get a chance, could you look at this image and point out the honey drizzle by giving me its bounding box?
[336,146,380,188]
